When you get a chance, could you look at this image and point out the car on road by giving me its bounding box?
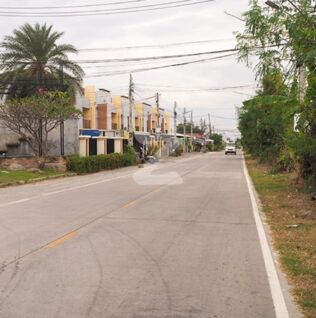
[225,143,237,155]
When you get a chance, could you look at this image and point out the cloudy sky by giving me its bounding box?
[0,0,262,138]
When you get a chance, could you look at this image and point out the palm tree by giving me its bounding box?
[0,23,84,99]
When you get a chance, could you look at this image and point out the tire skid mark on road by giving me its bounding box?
[52,249,67,318]
[0,254,46,312]
[99,223,173,318]
[0,222,22,292]
[84,236,104,318]
[102,163,214,317]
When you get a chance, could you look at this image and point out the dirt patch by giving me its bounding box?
[0,156,66,171]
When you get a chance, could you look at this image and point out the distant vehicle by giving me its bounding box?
[225,143,237,155]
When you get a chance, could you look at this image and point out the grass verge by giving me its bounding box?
[246,156,316,318]
[0,169,68,187]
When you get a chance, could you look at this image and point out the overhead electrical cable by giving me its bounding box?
[74,48,240,64]
[84,53,237,77]
[134,84,253,92]
[0,0,148,9]
[77,38,235,52]
[0,0,201,14]
[0,0,214,17]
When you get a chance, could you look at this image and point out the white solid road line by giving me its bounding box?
[242,155,290,318]
[0,156,200,208]
[42,172,135,196]
[0,172,135,208]
[0,198,32,208]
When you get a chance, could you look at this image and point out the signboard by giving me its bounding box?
[81,129,100,137]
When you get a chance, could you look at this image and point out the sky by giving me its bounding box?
[0,0,261,139]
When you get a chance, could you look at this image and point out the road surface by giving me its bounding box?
[0,152,297,317]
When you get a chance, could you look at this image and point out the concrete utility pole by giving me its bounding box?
[294,64,306,132]
[208,113,212,137]
[156,92,162,156]
[156,92,160,132]
[183,108,186,152]
[59,63,65,156]
[174,101,177,139]
[128,74,135,145]
[190,112,193,149]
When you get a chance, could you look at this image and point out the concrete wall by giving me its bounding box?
[47,118,79,156]
[0,118,79,157]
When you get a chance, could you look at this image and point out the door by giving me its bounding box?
[89,138,97,156]
[107,139,115,154]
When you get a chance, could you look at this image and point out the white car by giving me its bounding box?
[225,143,237,155]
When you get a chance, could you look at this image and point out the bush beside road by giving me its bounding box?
[66,146,136,174]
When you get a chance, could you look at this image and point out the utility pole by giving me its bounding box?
[156,92,160,132]
[208,113,212,137]
[156,92,162,156]
[183,107,186,152]
[59,63,65,156]
[128,74,134,145]
[173,101,177,139]
[190,111,193,150]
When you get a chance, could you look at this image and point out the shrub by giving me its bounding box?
[66,150,136,174]
[171,144,183,157]
[147,144,160,156]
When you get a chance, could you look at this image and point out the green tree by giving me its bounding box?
[0,23,84,98]
[236,0,316,187]
[211,133,224,151]
[0,92,80,164]
[238,71,296,165]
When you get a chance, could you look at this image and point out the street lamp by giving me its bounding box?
[266,1,281,10]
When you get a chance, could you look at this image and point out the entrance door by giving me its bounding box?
[89,138,97,156]
[107,139,115,154]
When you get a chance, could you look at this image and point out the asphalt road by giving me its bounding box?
[0,152,298,318]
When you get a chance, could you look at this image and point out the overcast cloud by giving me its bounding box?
[0,0,261,138]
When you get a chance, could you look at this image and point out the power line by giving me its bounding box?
[0,0,147,9]
[135,84,253,92]
[0,0,214,17]
[84,53,237,77]
[75,48,239,64]
[77,38,235,52]
[0,49,238,68]
[0,0,201,14]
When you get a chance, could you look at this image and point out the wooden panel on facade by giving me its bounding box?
[97,104,107,130]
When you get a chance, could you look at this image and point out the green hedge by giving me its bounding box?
[67,146,136,174]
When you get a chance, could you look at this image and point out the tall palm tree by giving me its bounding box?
[0,23,84,99]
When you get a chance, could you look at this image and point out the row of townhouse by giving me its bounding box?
[77,86,176,157]
[0,86,176,158]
